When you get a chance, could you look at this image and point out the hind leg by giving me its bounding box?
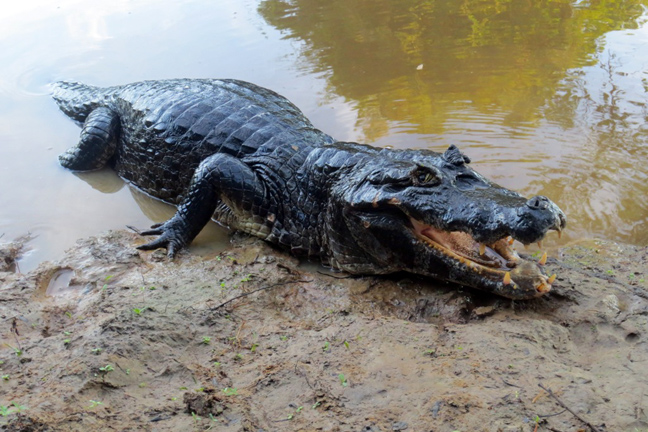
[59,107,119,171]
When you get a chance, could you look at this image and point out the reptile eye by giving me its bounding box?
[414,168,440,186]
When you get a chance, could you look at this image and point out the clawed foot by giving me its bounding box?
[132,217,191,258]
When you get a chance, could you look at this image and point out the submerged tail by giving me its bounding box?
[51,81,106,126]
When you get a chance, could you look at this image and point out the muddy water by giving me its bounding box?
[0,0,646,272]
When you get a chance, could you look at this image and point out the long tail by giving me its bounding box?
[51,81,105,126]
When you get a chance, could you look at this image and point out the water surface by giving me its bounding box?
[0,0,646,271]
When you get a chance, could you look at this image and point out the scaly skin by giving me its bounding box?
[52,79,566,299]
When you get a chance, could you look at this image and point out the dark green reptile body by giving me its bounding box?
[53,79,566,299]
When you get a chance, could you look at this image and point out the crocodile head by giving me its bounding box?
[331,145,566,299]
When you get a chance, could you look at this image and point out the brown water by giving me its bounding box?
[0,0,646,272]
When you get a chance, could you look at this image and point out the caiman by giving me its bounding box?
[52,79,566,299]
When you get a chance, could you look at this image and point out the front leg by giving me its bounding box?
[137,153,268,257]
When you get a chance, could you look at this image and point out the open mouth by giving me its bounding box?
[409,218,557,294]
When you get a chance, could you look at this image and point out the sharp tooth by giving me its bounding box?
[503,272,512,285]
[479,243,486,255]
[537,241,543,249]
[547,274,557,284]
[538,251,547,266]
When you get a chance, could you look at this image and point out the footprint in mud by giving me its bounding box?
[570,321,642,350]
[35,268,86,302]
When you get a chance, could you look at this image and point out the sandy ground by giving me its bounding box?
[0,230,647,431]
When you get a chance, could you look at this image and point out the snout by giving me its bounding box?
[513,195,566,244]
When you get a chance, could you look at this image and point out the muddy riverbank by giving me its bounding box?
[0,231,647,431]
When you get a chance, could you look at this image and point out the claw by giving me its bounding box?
[547,274,557,284]
[140,227,164,236]
[136,237,168,251]
[503,272,512,285]
[557,230,562,239]
[507,237,514,245]
[537,241,543,249]
[536,283,551,293]
[479,243,486,255]
[538,251,547,266]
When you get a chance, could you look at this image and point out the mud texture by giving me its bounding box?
[0,231,647,431]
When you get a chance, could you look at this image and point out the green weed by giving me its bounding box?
[222,387,237,396]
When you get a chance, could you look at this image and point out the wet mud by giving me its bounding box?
[0,231,647,431]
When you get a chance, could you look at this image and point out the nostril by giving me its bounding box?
[526,195,550,210]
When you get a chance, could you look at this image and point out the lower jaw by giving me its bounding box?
[414,233,552,296]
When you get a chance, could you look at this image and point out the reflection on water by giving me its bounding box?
[0,0,646,272]
[74,168,126,194]
[259,0,648,246]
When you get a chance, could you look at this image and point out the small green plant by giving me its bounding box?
[322,341,330,351]
[222,387,238,396]
[202,336,211,345]
[2,374,9,381]
[139,382,147,388]
[338,373,348,387]
[99,364,114,373]
[102,275,114,291]
[206,413,220,428]
[213,362,221,367]
[250,343,259,352]
[6,344,22,357]
[65,311,73,319]
[132,307,145,315]
[191,411,201,424]
[234,353,244,361]
[91,348,102,354]
[126,369,131,375]
[63,339,71,345]
[11,402,25,413]
[343,340,350,349]
[280,335,288,341]
[312,401,321,409]
[0,403,23,417]
[87,400,103,409]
